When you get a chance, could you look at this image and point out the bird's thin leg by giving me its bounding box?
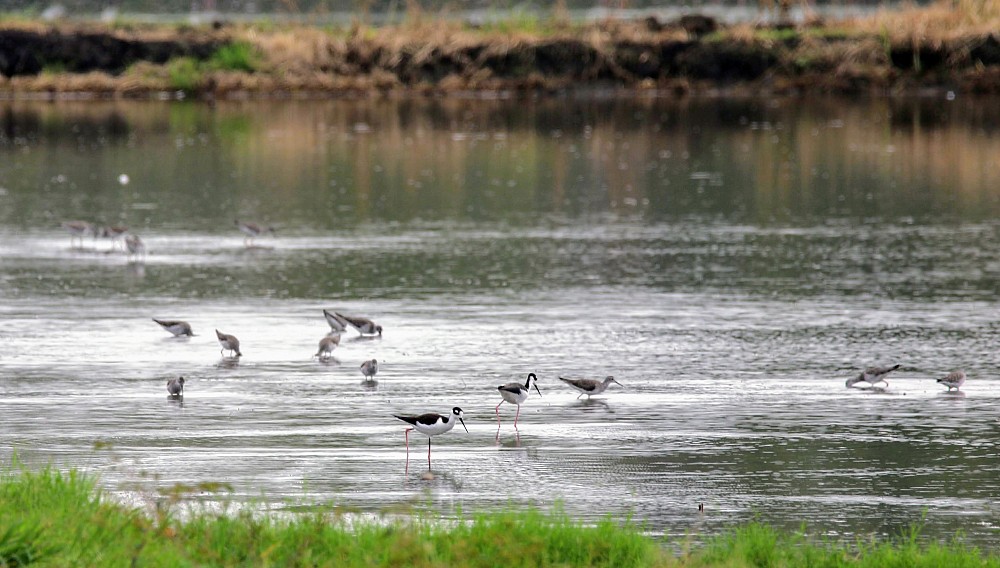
[495,402,503,439]
[427,437,432,471]
[404,428,412,473]
[577,393,583,400]
[514,405,521,429]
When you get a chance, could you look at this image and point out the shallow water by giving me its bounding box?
[2,97,1000,544]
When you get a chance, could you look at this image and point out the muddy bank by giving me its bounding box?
[0,26,222,77]
[1,18,1000,97]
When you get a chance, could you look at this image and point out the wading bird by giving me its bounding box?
[846,364,900,388]
[235,219,275,247]
[496,372,541,433]
[323,309,349,333]
[166,376,185,397]
[62,220,96,248]
[124,234,145,262]
[360,358,378,381]
[313,333,340,360]
[559,375,622,399]
[394,407,468,471]
[100,225,129,250]
[937,370,966,391]
[215,329,242,358]
[335,312,382,336]
[153,319,195,337]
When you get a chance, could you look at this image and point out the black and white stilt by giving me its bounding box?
[394,407,467,472]
[496,372,541,436]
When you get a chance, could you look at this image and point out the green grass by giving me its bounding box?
[209,41,259,73]
[161,42,257,92]
[1,466,998,567]
[165,56,202,92]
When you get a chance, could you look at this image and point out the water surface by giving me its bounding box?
[2,97,1000,544]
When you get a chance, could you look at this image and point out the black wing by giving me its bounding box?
[395,413,444,426]
[498,383,525,395]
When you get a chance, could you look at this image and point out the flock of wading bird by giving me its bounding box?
[152,308,622,475]
[61,218,280,260]
[63,219,623,474]
[62,219,969,474]
[846,364,967,392]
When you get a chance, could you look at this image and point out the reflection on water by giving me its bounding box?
[2,97,1000,545]
[2,97,1000,229]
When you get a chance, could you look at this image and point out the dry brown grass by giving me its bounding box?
[2,4,1000,98]
[850,0,1000,40]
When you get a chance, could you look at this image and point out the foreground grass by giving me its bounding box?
[1,467,998,567]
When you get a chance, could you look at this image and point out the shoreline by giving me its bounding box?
[2,9,1000,99]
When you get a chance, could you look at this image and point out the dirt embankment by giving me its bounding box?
[2,16,1000,97]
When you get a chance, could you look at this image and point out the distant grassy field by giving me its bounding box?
[1,1,1000,97]
[2,466,998,567]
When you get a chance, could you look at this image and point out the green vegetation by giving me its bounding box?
[209,41,259,73]
[165,56,202,91]
[39,62,67,75]
[1,466,998,567]
[161,42,257,92]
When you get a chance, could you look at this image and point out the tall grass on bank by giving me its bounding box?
[158,42,259,92]
[0,466,664,567]
[2,466,1000,567]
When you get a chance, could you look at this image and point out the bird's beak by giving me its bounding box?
[533,383,542,397]
[612,379,623,387]
[459,417,469,433]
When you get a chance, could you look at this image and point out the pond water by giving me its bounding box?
[2,96,1000,544]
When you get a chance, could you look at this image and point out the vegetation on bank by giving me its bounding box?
[1,0,1000,96]
[1,466,998,567]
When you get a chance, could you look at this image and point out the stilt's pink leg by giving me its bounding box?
[514,405,521,429]
[427,437,432,470]
[404,428,412,473]
[495,402,503,438]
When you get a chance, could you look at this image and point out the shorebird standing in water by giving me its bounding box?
[559,375,622,399]
[100,225,129,250]
[323,309,349,333]
[335,312,382,336]
[166,376,185,397]
[846,364,900,388]
[235,219,275,247]
[125,234,145,262]
[937,370,966,391]
[215,329,242,358]
[153,318,195,337]
[313,333,341,360]
[360,358,378,381]
[394,407,468,471]
[496,372,542,433]
[62,220,96,248]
